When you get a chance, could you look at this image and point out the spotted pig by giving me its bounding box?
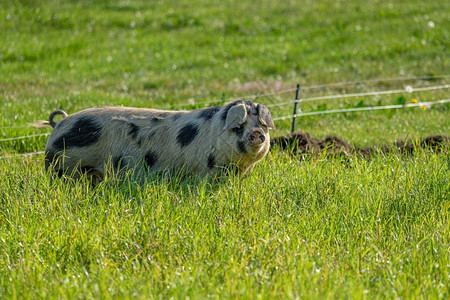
[44,100,275,179]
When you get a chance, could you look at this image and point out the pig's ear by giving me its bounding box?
[258,105,275,129]
[224,103,247,129]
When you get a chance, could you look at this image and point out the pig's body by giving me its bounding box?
[44,100,274,179]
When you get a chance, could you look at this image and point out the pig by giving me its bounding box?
[44,100,275,180]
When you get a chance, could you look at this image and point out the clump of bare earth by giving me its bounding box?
[270,132,449,156]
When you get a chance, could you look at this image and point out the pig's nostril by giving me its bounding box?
[249,132,265,145]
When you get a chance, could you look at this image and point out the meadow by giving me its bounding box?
[0,0,449,298]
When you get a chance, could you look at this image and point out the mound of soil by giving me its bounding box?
[270,132,449,156]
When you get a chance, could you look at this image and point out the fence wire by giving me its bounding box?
[163,74,450,109]
[1,75,448,159]
[267,84,450,108]
[1,74,448,130]
[299,74,450,90]
[0,125,33,129]
[0,133,51,142]
[0,151,44,160]
[273,98,450,121]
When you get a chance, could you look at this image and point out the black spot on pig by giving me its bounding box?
[199,106,221,120]
[207,154,216,169]
[237,141,246,153]
[53,117,102,150]
[128,123,140,140]
[144,151,158,168]
[232,125,245,138]
[177,123,199,147]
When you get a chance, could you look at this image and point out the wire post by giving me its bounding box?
[291,84,301,133]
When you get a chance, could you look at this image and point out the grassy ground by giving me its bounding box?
[1,150,449,298]
[0,0,449,298]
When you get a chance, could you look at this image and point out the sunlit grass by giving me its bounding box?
[0,0,449,298]
[0,149,448,298]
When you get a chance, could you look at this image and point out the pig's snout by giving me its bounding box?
[248,129,266,146]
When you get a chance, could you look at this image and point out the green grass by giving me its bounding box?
[0,0,449,298]
[1,151,448,298]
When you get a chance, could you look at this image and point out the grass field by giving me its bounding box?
[0,0,449,298]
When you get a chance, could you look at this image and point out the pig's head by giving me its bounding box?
[223,100,275,154]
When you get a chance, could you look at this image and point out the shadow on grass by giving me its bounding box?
[46,162,238,208]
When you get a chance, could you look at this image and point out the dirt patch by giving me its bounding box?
[270,132,449,156]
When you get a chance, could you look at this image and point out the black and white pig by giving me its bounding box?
[44,100,275,179]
